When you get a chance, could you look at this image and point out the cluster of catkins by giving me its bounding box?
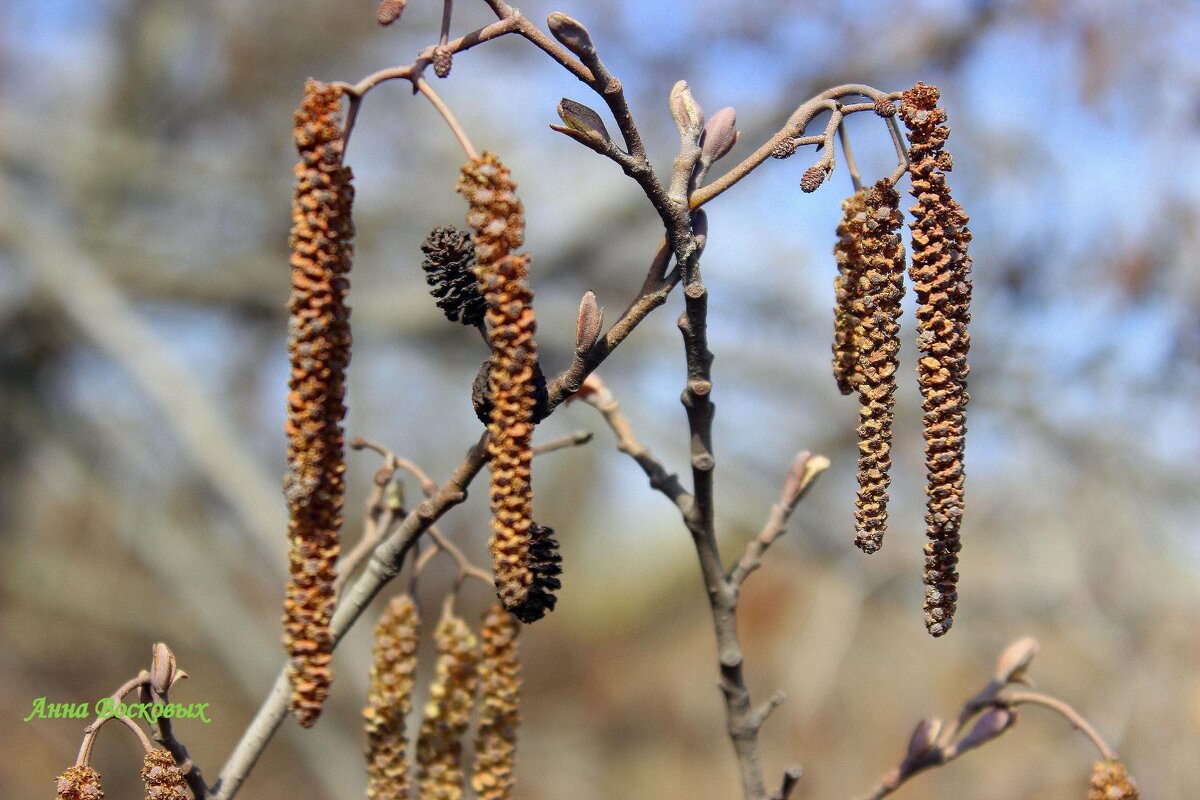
[422,152,560,625]
[284,78,355,724]
[55,750,188,800]
[365,597,522,800]
[831,83,972,637]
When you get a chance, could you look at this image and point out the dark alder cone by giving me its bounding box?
[364,595,421,800]
[470,357,549,426]
[140,750,188,800]
[471,603,521,800]
[1089,761,1140,800]
[416,611,480,800]
[432,46,453,78]
[56,766,104,800]
[846,180,905,555]
[284,78,354,723]
[456,153,548,617]
[900,82,972,637]
[512,523,562,623]
[421,226,486,327]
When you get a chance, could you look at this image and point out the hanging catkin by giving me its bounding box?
[140,750,188,800]
[832,189,869,397]
[456,153,553,621]
[55,766,104,800]
[364,595,421,800]
[283,78,354,723]
[415,609,480,800]
[846,180,905,554]
[471,603,521,800]
[900,82,972,637]
[1088,761,1139,800]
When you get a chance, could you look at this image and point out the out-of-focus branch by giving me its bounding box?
[208,434,489,800]
[852,637,1128,800]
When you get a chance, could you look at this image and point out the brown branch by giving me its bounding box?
[1002,690,1118,762]
[690,85,899,209]
[208,434,489,800]
[532,430,594,455]
[577,375,692,514]
[728,452,830,587]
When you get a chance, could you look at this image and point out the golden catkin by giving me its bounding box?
[456,153,549,620]
[471,603,521,800]
[55,766,104,800]
[416,611,480,800]
[364,595,421,800]
[283,78,354,724]
[832,189,869,397]
[900,82,972,637]
[140,750,188,800]
[1089,761,1140,800]
[850,180,905,554]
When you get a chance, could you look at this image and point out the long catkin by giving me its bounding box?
[415,610,480,800]
[471,603,521,800]
[457,154,555,622]
[364,595,421,800]
[900,82,972,637]
[283,78,354,723]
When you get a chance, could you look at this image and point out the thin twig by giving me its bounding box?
[1003,690,1118,762]
[415,77,478,160]
[837,118,862,192]
[208,434,489,800]
[532,430,594,455]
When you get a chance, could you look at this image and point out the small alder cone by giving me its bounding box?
[1089,760,1140,800]
[55,766,104,800]
[432,46,453,79]
[421,226,485,327]
[836,180,906,555]
[900,82,972,637]
[376,0,406,26]
[416,610,481,800]
[511,522,561,623]
[140,750,188,800]
[456,153,550,620]
[284,78,354,724]
[471,603,521,800]
[364,595,421,800]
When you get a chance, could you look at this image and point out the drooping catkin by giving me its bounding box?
[415,610,480,800]
[456,153,551,621]
[900,82,972,637]
[471,603,521,800]
[832,189,869,397]
[849,180,905,554]
[364,595,421,800]
[55,765,104,800]
[140,750,188,800]
[1089,761,1140,800]
[284,78,354,724]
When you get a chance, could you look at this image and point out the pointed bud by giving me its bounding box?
[669,80,703,135]
[575,291,603,353]
[904,718,942,764]
[780,451,830,506]
[150,643,178,695]
[701,107,738,164]
[994,637,1039,684]
[953,708,1015,755]
[556,99,611,144]
[547,12,595,58]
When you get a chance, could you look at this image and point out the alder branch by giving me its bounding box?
[208,434,489,800]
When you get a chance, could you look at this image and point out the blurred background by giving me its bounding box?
[2,0,1198,797]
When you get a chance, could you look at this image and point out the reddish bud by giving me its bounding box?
[547,12,595,58]
[701,107,738,164]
